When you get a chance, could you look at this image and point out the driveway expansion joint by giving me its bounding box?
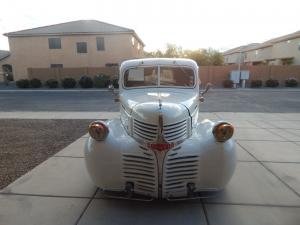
[201,199,211,225]
[203,202,300,208]
[236,142,300,199]
[0,192,92,199]
[75,188,99,225]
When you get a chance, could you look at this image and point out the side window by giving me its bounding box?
[96,37,105,51]
[77,42,87,53]
[48,38,61,49]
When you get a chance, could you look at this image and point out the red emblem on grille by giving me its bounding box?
[147,142,175,151]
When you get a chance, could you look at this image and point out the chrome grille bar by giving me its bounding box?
[122,147,157,197]
[133,119,189,143]
[163,146,199,198]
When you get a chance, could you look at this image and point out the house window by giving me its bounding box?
[50,64,63,68]
[137,43,141,50]
[131,36,135,46]
[77,42,87,53]
[48,38,61,49]
[96,37,105,51]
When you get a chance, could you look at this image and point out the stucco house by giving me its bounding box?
[223,30,300,66]
[0,50,11,82]
[2,20,145,81]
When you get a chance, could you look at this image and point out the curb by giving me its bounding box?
[0,89,110,92]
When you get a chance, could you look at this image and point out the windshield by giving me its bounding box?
[124,66,195,88]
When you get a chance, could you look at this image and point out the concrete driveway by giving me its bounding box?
[0,112,300,225]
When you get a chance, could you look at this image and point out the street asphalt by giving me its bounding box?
[0,88,300,112]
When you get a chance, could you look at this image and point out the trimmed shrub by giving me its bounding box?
[46,79,59,88]
[29,78,42,88]
[112,78,119,88]
[94,74,110,88]
[285,78,298,87]
[223,79,233,88]
[16,79,30,88]
[79,76,93,88]
[62,78,76,88]
[265,79,279,88]
[250,80,263,88]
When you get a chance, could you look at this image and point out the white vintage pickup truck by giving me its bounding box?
[84,58,236,200]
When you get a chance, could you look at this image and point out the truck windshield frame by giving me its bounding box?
[123,65,196,89]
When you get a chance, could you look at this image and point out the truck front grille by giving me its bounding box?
[122,146,157,196]
[133,119,188,143]
[163,146,199,197]
[163,120,188,142]
[122,145,199,199]
[133,119,158,141]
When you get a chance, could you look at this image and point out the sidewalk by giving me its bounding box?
[1,111,300,120]
[0,112,300,225]
[0,111,119,119]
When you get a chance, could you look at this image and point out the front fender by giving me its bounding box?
[188,119,236,189]
[84,119,138,190]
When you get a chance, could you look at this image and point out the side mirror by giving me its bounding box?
[108,84,119,102]
[199,83,212,102]
[201,83,212,96]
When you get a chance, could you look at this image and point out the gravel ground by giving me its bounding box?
[0,119,92,189]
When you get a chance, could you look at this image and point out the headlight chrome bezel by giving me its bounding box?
[212,122,234,142]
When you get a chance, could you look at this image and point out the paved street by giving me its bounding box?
[0,88,300,112]
[0,112,300,225]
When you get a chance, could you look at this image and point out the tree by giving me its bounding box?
[144,50,164,58]
[164,44,183,58]
[184,49,210,66]
[144,44,224,66]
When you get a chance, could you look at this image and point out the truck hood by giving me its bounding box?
[119,88,198,115]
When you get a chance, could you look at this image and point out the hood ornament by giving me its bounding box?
[147,106,174,152]
[158,98,162,110]
[157,112,166,143]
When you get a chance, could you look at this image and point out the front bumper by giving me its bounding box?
[84,119,236,200]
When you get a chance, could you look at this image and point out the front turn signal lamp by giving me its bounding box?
[212,122,234,142]
[88,121,109,141]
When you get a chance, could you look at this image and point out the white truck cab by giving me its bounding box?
[85,58,236,200]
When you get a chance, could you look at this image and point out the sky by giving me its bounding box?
[0,0,299,52]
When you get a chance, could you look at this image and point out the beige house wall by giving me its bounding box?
[224,52,243,64]
[0,56,11,82]
[8,33,144,80]
[226,37,300,65]
[244,46,272,63]
[0,57,11,70]
[272,38,300,65]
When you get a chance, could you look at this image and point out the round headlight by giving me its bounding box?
[212,122,234,142]
[88,121,109,141]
